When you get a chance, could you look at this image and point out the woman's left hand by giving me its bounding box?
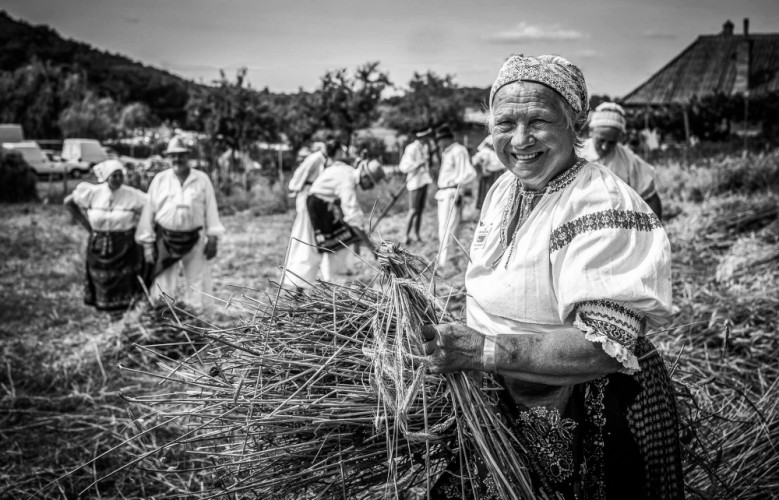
[421,323,485,374]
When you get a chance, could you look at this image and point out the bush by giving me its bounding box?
[0,150,38,203]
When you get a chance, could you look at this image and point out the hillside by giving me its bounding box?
[0,10,198,123]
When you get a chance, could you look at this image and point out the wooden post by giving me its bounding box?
[743,92,750,155]
[682,105,691,144]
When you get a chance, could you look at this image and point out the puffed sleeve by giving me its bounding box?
[626,148,658,199]
[550,165,672,372]
[70,182,97,209]
[335,174,365,229]
[135,176,159,244]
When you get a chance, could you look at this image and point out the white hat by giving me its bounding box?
[163,136,190,155]
[589,102,627,133]
[93,159,126,183]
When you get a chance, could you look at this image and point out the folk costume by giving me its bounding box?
[432,54,683,500]
[136,167,224,309]
[580,139,659,202]
[71,161,147,312]
[471,136,503,210]
[283,161,365,289]
[399,135,434,215]
[288,146,327,214]
[434,128,477,268]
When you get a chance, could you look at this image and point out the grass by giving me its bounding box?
[2,150,778,498]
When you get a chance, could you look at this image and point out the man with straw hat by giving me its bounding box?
[433,124,477,271]
[580,102,663,218]
[137,136,225,311]
[282,139,385,290]
[398,127,434,245]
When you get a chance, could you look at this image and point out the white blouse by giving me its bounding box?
[465,159,672,372]
[71,182,147,232]
[580,139,658,199]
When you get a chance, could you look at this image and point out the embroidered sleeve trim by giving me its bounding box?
[550,209,662,252]
[573,300,643,373]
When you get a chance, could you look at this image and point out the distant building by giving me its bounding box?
[623,19,779,106]
[621,19,779,142]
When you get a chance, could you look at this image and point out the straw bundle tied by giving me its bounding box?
[121,242,553,499]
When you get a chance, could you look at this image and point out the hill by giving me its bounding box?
[0,10,198,123]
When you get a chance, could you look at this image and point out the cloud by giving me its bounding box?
[642,31,677,40]
[486,22,587,43]
[123,17,140,24]
[576,49,601,59]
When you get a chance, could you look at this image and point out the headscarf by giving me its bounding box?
[588,102,627,133]
[93,159,126,183]
[489,54,588,115]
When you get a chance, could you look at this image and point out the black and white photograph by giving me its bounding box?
[1,1,778,498]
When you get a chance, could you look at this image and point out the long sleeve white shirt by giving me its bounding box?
[398,140,433,191]
[136,168,225,243]
[435,142,477,200]
[308,161,365,229]
[288,151,326,193]
[71,182,147,231]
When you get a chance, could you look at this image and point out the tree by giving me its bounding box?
[382,71,467,135]
[272,90,322,157]
[58,91,119,140]
[187,68,279,154]
[317,61,391,146]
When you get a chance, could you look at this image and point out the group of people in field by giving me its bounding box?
[68,52,681,499]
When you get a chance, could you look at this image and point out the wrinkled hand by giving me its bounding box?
[204,238,218,260]
[143,245,155,264]
[420,323,485,374]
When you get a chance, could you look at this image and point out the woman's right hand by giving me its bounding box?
[421,323,486,374]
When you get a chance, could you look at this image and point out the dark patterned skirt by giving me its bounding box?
[84,228,145,312]
[306,195,360,253]
[431,337,684,500]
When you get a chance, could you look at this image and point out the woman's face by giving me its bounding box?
[491,82,576,190]
[591,126,621,159]
[107,170,124,191]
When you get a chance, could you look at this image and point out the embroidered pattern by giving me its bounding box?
[582,377,608,499]
[575,300,644,371]
[549,209,662,252]
[516,406,577,484]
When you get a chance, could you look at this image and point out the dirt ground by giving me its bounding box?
[0,183,478,498]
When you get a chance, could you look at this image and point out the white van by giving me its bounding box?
[2,141,68,177]
[0,124,24,145]
[62,138,109,175]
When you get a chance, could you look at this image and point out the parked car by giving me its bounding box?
[61,138,109,176]
[2,141,69,177]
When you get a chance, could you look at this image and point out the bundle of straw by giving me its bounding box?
[120,242,550,499]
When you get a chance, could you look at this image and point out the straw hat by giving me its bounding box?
[163,136,190,155]
[361,159,385,185]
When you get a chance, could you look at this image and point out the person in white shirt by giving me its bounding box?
[136,137,225,310]
[580,102,662,218]
[433,125,477,269]
[288,142,327,214]
[65,159,148,316]
[471,135,504,210]
[282,140,384,290]
[398,128,434,244]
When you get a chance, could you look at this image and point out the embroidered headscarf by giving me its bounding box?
[588,102,626,133]
[94,159,126,183]
[490,54,589,116]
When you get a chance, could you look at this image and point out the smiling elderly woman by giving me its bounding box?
[422,55,683,499]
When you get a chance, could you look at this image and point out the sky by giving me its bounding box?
[4,0,779,99]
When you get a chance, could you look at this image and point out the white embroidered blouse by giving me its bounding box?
[465,159,672,373]
[71,182,147,232]
[580,139,658,200]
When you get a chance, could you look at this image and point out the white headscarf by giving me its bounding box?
[93,159,126,183]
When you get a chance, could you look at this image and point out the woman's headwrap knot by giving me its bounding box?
[94,159,126,183]
[490,54,589,115]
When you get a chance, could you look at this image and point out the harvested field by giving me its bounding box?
[2,151,779,498]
